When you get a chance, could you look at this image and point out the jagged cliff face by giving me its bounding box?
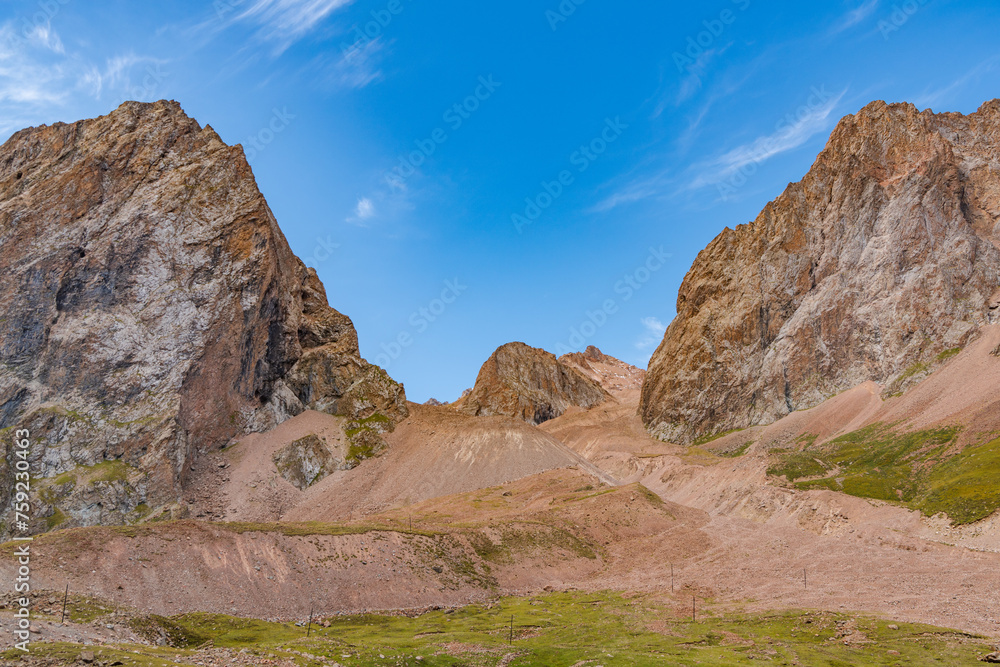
[0,101,406,530]
[460,342,609,425]
[641,100,1000,444]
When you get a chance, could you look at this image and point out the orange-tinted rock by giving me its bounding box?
[641,100,1000,443]
[460,342,609,425]
[0,101,405,530]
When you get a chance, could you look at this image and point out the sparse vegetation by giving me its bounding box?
[717,441,753,458]
[767,450,829,482]
[768,424,1000,524]
[935,347,962,362]
[692,428,745,447]
[344,412,393,466]
[2,591,991,665]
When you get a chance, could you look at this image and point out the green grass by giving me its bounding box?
[468,524,597,564]
[89,459,130,484]
[766,448,829,482]
[920,436,1000,524]
[768,424,1000,524]
[898,361,930,381]
[45,506,68,530]
[717,441,753,458]
[344,412,393,466]
[692,428,744,447]
[935,347,962,362]
[2,591,991,666]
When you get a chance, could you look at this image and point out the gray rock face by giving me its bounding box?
[0,101,406,532]
[641,100,1000,443]
[272,434,340,490]
[460,342,609,425]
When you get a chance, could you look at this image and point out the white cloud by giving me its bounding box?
[913,55,1000,111]
[688,87,846,191]
[0,18,169,143]
[315,36,386,90]
[345,196,377,226]
[355,197,375,219]
[635,316,667,351]
[830,0,880,34]
[25,23,64,54]
[229,0,355,54]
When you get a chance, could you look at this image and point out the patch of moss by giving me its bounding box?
[45,506,68,530]
[218,521,439,538]
[469,523,597,565]
[89,460,130,484]
[344,412,393,466]
[898,361,930,381]
[767,451,830,482]
[936,347,962,362]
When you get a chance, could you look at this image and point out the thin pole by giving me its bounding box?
[803,568,807,590]
[306,604,314,637]
[509,615,513,645]
[670,563,674,593]
[60,583,69,623]
[692,596,696,623]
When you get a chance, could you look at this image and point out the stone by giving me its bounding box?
[642,100,1000,443]
[460,342,609,425]
[271,434,340,490]
[0,101,406,533]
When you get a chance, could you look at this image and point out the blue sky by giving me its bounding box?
[2,0,998,403]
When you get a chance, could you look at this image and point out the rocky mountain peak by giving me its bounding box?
[0,100,406,533]
[641,99,1000,443]
[459,342,609,425]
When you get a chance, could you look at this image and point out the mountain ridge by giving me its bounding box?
[641,98,1000,443]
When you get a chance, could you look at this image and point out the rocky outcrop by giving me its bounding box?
[460,342,609,425]
[272,434,340,490]
[642,100,1000,443]
[0,100,406,532]
[559,346,645,395]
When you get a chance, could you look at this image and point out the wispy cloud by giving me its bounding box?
[688,87,846,190]
[229,0,355,54]
[913,55,1000,111]
[830,0,880,34]
[355,197,375,219]
[346,195,378,225]
[81,54,169,100]
[24,23,64,54]
[0,18,169,141]
[635,316,667,352]
[313,36,387,89]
